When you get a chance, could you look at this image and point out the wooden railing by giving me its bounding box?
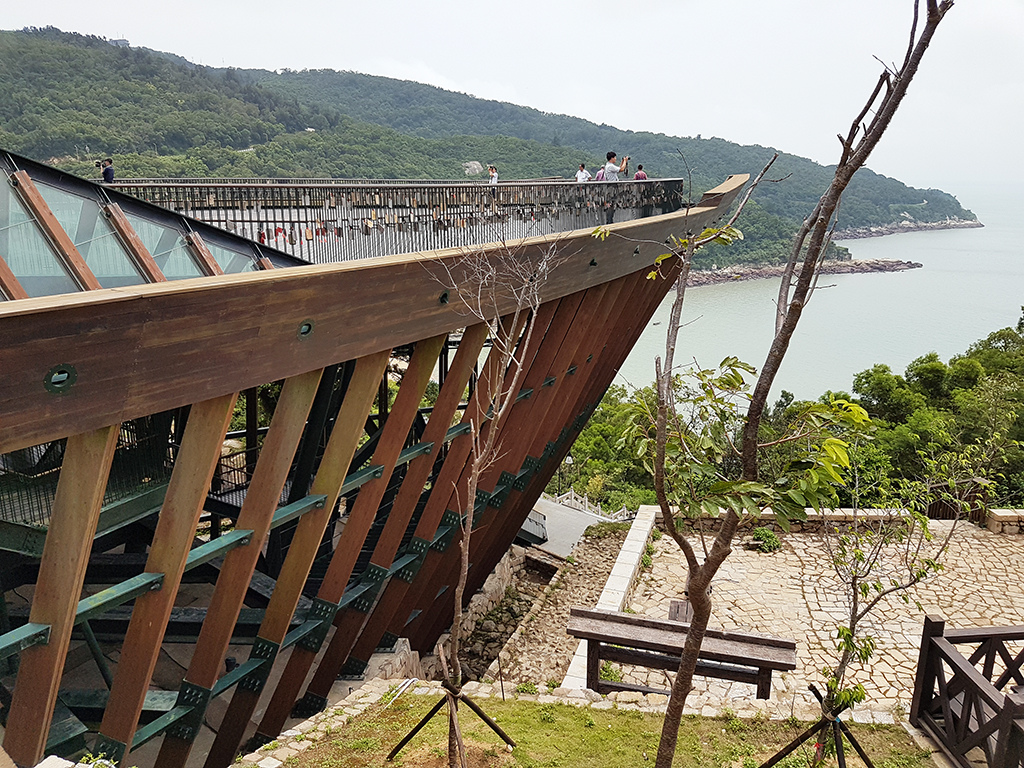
[911,616,1024,768]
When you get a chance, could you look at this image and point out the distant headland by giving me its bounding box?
[689,259,922,287]
[835,217,983,240]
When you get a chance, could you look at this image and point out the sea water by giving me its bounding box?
[617,192,1024,400]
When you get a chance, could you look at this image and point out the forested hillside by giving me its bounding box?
[247,68,976,231]
[0,27,977,267]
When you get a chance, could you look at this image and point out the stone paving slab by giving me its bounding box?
[627,517,1024,718]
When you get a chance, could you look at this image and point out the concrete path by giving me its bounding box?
[627,519,1024,722]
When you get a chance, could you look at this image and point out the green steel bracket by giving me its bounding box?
[291,691,328,719]
[445,422,471,441]
[397,440,434,466]
[184,528,252,570]
[541,442,556,464]
[393,536,431,582]
[338,581,372,609]
[522,455,541,475]
[0,622,50,661]
[270,493,328,531]
[513,465,533,492]
[340,464,385,495]
[296,597,340,652]
[0,519,47,558]
[516,387,533,402]
[339,655,368,680]
[376,631,399,652]
[91,734,128,762]
[166,681,213,741]
[567,364,578,376]
[282,618,324,651]
[211,656,266,697]
[237,636,280,693]
[404,608,422,626]
[475,487,492,510]
[75,571,163,626]
[542,375,557,387]
[431,510,461,551]
[352,564,390,612]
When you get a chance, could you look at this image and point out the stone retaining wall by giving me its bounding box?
[419,546,526,679]
[676,508,1024,535]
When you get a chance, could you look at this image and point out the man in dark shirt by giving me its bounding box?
[100,158,114,184]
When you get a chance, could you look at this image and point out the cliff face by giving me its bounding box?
[836,217,983,240]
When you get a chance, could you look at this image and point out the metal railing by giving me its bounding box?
[113,178,692,264]
[911,616,1024,767]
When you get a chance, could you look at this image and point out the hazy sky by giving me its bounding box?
[5,1,1020,208]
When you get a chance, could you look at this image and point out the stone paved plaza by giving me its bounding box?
[627,521,1024,722]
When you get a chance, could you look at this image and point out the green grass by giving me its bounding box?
[288,695,933,768]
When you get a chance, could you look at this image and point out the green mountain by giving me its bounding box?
[0,26,977,266]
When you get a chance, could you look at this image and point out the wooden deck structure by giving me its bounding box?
[0,149,747,767]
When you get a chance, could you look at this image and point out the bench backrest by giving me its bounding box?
[567,607,797,670]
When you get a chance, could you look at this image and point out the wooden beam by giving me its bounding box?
[204,349,390,768]
[103,203,167,283]
[254,333,446,741]
[10,170,102,291]
[97,392,237,756]
[0,176,747,454]
[402,283,615,645]
[183,232,223,277]
[2,425,119,766]
[340,314,529,670]
[153,369,323,768]
[298,324,490,704]
[0,254,29,300]
[430,268,669,639]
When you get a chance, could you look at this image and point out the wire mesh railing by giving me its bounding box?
[113,178,692,264]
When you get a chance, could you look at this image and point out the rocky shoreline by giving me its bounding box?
[689,258,922,287]
[835,217,983,240]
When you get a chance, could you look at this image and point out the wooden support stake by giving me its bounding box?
[97,393,237,757]
[2,425,118,767]
[10,170,102,291]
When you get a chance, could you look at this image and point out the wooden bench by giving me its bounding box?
[567,607,797,699]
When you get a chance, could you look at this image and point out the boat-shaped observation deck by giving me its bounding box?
[0,148,747,767]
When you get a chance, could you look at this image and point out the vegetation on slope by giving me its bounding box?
[558,313,1024,511]
[0,26,975,268]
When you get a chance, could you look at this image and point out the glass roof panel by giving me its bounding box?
[124,213,204,280]
[0,180,80,297]
[206,241,258,274]
[36,181,147,289]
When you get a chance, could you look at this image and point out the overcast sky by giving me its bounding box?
[5,0,1020,208]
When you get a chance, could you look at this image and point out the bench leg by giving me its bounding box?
[586,641,601,692]
[756,668,772,699]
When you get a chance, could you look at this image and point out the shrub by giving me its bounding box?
[599,661,622,682]
[751,526,782,553]
[515,681,539,694]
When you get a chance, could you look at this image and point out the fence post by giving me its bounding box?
[991,694,1024,768]
[910,615,946,727]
